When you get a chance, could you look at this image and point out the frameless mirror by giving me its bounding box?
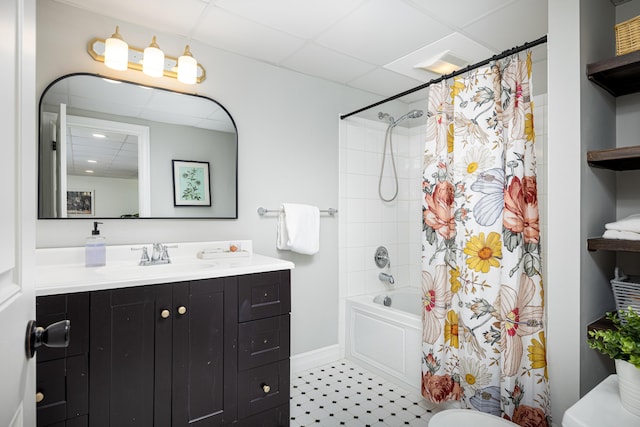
[38,73,237,219]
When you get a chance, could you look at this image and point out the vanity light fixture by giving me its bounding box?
[178,45,197,85]
[104,26,128,71]
[88,28,206,84]
[142,36,164,78]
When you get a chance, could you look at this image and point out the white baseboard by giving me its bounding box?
[290,344,341,374]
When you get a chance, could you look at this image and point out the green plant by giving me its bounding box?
[588,307,640,368]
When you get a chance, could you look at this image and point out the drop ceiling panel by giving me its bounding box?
[282,43,377,84]
[215,0,365,39]
[146,90,217,118]
[462,0,548,51]
[315,0,452,66]
[410,0,517,28]
[63,0,208,36]
[193,7,306,64]
[196,118,236,133]
[68,95,143,119]
[348,67,424,98]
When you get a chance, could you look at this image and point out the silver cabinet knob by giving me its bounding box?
[177,306,187,315]
[262,384,271,394]
[36,392,44,403]
[160,309,170,319]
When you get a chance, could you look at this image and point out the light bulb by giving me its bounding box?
[143,36,164,78]
[104,26,128,71]
[177,45,197,84]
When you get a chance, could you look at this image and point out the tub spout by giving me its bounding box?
[379,272,395,285]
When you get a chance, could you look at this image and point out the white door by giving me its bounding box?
[0,0,37,426]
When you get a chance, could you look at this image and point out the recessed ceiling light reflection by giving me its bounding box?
[92,133,106,138]
[85,170,94,174]
[87,159,97,163]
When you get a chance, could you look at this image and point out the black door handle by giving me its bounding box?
[25,319,70,359]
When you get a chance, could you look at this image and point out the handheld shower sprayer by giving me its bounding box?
[377,109,424,202]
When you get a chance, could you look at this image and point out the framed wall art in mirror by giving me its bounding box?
[38,73,238,219]
[172,160,211,207]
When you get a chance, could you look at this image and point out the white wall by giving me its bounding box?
[35,0,380,356]
[547,1,584,423]
[338,118,423,295]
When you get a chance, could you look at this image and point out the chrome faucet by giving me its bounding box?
[132,243,176,266]
[379,272,395,285]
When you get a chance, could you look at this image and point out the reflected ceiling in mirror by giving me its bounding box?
[38,73,237,219]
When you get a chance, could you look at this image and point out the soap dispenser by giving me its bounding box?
[86,221,106,267]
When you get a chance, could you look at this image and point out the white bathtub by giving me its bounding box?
[346,287,422,393]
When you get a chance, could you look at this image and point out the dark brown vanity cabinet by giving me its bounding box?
[35,292,90,427]
[89,276,239,427]
[235,271,291,426]
[36,270,291,427]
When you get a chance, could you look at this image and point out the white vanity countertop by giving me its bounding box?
[35,240,295,296]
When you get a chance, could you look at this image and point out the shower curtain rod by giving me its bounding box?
[340,35,547,120]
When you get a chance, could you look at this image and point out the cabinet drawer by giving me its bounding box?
[41,415,88,427]
[36,293,89,362]
[37,359,66,426]
[237,360,290,419]
[36,355,89,427]
[239,315,290,370]
[238,271,291,322]
[232,404,290,427]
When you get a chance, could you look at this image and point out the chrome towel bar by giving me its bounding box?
[257,207,338,216]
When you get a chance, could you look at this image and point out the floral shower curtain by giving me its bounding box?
[421,53,550,427]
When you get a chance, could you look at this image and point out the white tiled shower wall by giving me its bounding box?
[338,117,424,299]
[337,93,547,332]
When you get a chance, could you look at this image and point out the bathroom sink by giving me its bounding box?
[93,259,218,277]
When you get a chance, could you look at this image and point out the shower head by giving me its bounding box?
[392,109,424,126]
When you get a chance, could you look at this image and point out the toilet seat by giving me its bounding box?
[429,409,519,426]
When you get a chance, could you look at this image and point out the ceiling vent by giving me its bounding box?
[414,51,467,75]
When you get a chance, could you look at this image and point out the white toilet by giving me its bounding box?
[429,409,519,426]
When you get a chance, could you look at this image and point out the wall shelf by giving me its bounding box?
[587,314,614,334]
[587,145,640,170]
[587,237,640,253]
[587,50,640,96]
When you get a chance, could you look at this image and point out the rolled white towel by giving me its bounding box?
[602,229,640,241]
[605,213,640,233]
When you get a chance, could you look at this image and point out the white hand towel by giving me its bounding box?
[276,203,320,255]
[605,213,640,233]
[603,229,640,241]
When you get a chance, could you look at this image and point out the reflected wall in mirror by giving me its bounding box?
[38,73,237,219]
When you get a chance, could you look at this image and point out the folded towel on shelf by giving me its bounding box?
[602,229,640,241]
[605,213,640,233]
[277,203,320,255]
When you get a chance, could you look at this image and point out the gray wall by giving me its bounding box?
[35,0,379,356]
[67,175,138,217]
[149,122,236,217]
[578,0,617,397]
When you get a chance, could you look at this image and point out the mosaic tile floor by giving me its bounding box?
[290,359,435,426]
